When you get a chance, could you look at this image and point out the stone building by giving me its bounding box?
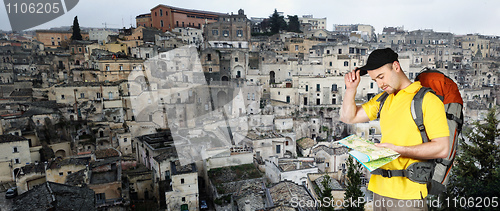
[149,4,224,32]
[0,134,30,182]
[35,30,89,48]
[203,9,251,49]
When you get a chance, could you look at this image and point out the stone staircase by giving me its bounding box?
[0,181,16,192]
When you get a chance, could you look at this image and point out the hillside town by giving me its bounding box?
[0,4,499,211]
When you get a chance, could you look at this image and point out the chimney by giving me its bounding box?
[245,200,251,211]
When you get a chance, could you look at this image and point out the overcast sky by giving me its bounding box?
[2,0,500,36]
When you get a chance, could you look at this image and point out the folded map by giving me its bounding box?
[337,134,400,172]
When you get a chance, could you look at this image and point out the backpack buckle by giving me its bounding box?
[382,170,392,178]
[418,125,425,131]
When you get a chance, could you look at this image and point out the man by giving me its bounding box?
[340,48,450,210]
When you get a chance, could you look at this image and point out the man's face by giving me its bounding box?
[367,62,400,94]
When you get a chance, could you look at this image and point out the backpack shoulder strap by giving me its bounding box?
[411,87,434,143]
[376,92,389,119]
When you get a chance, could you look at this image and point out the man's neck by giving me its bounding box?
[393,75,412,95]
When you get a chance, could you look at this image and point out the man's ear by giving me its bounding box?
[393,61,401,72]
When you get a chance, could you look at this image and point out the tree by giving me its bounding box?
[440,107,500,210]
[318,175,334,211]
[344,156,365,211]
[269,9,287,34]
[71,16,83,40]
[287,15,302,33]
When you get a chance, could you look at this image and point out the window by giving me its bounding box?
[305,85,308,91]
[146,53,150,58]
[237,30,243,37]
[235,57,238,62]
[106,65,110,71]
[161,20,164,27]
[181,178,185,184]
[329,61,332,66]
[207,54,212,61]
[68,171,72,175]
[124,138,128,142]
[15,158,20,164]
[80,93,85,98]
[212,30,218,36]
[208,68,212,72]
[331,84,337,91]
[223,30,229,37]
[338,49,342,54]
[370,82,374,89]
[286,96,290,103]
[182,197,186,202]
[344,61,349,66]
[96,193,105,201]
[108,92,113,100]
[13,147,18,153]
[316,84,320,92]
[295,45,299,51]
[61,95,65,99]
[59,172,64,176]
[160,9,163,16]
[276,145,281,154]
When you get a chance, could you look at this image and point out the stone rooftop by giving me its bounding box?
[54,80,125,87]
[0,134,27,143]
[13,182,95,211]
[208,164,263,185]
[266,205,297,211]
[17,163,45,176]
[9,88,32,97]
[64,169,87,186]
[171,160,197,175]
[234,180,268,211]
[314,175,344,192]
[278,160,316,172]
[246,130,284,140]
[152,147,178,162]
[296,137,316,149]
[47,157,89,170]
[95,148,120,159]
[311,144,349,156]
[269,181,316,211]
[136,130,175,150]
